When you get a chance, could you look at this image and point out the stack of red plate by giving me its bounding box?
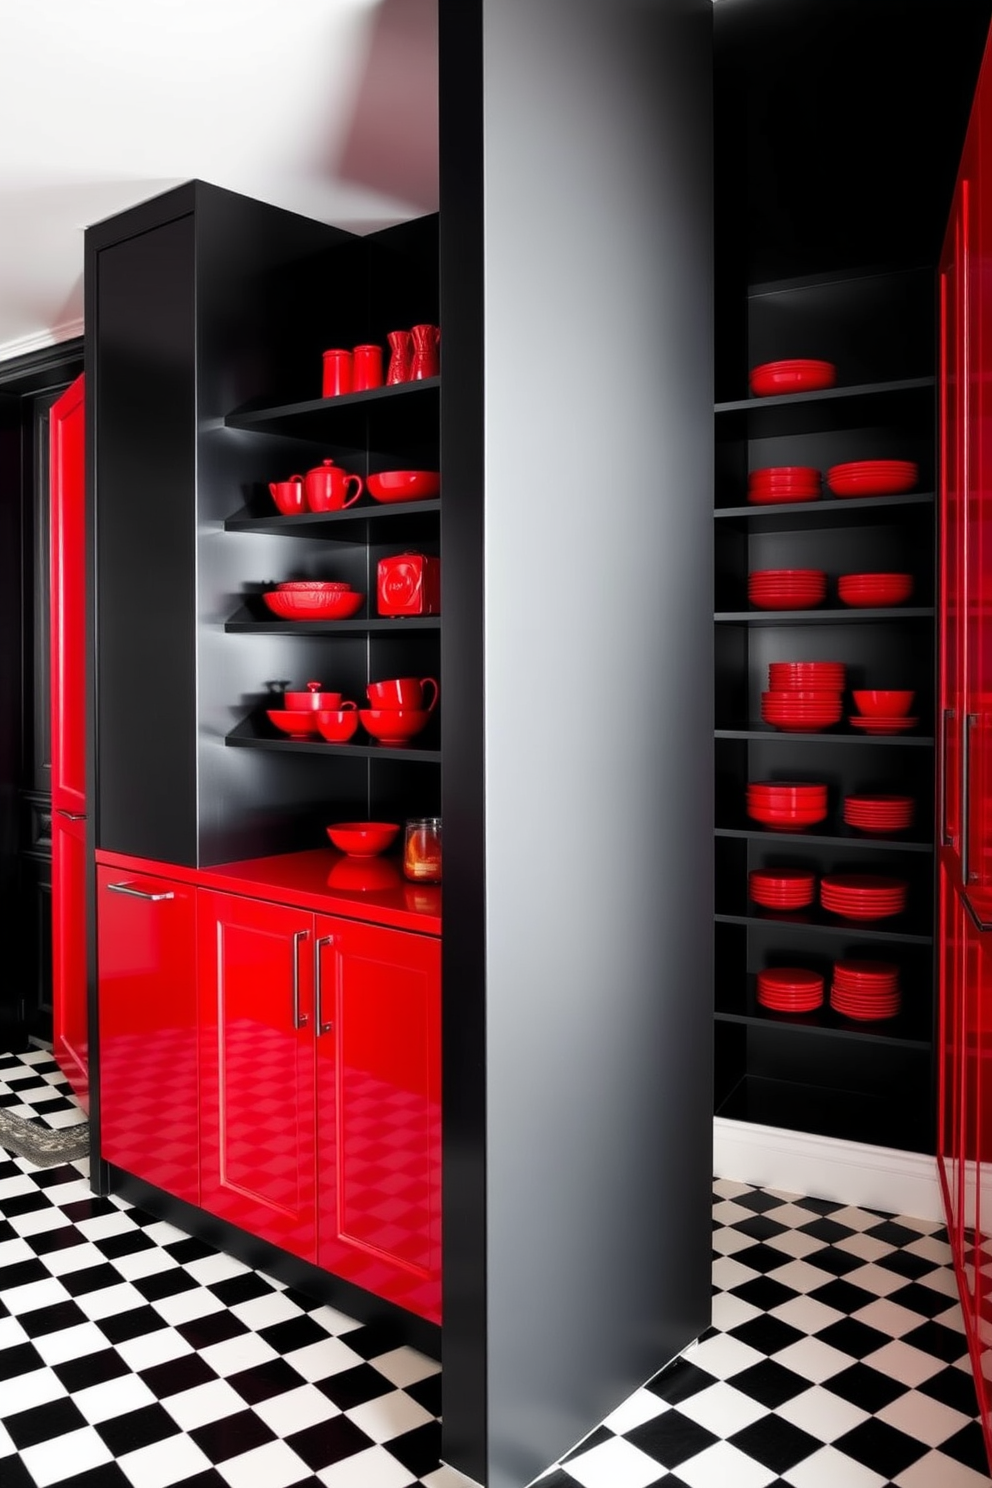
[749,869,816,909]
[749,360,837,396]
[768,661,846,693]
[838,572,914,607]
[826,460,918,498]
[747,781,829,831]
[843,794,915,833]
[749,569,827,609]
[747,466,821,505]
[820,873,908,920]
[830,959,901,1021]
[757,967,824,1012]
[761,690,842,732]
[849,713,918,736]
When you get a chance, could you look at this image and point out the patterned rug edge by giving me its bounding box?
[0,1105,89,1166]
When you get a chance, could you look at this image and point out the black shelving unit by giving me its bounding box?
[713,265,938,1153]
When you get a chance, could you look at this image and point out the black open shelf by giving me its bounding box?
[716,997,931,1050]
[716,726,934,747]
[224,379,440,450]
[714,493,935,529]
[714,377,935,438]
[715,910,931,945]
[224,608,441,636]
[224,500,440,545]
[225,715,440,763]
[715,607,934,625]
[714,1073,932,1151]
[716,824,934,853]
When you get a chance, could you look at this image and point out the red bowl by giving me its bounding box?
[277,581,352,592]
[326,821,400,857]
[359,708,431,744]
[749,467,821,486]
[367,470,440,504]
[315,708,360,743]
[749,360,837,396]
[748,783,827,799]
[266,709,320,739]
[852,690,915,718]
[838,573,914,607]
[263,590,365,620]
[826,461,918,497]
[285,683,344,711]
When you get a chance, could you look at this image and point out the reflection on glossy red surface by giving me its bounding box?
[327,856,403,892]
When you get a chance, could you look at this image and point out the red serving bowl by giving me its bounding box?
[263,590,365,620]
[285,683,344,711]
[266,709,320,739]
[367,470,441,504]
[750,360,837,396]
[748,781,827,798]
[852,690,915,718]
[747,806,828,831]
[326,821,400,857]
[277,581,352,592]
[838,573,914,607]
[359,708,431,744]
[826,460,918,497]
[315,708,360,742]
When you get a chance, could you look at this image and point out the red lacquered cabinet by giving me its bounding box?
[50,373,88,1106]
[97,867,199,1204]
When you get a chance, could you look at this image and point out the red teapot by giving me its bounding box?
[301,459,364,513]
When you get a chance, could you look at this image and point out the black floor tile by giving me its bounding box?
[833,1417,929,1478]
[95,1402,184,1457]
[729,1415,823,1474]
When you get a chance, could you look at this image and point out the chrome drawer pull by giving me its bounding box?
[56,809,86,821]
[316,935,334,1035]
[292,929,309,1029]
[106,881,175,901]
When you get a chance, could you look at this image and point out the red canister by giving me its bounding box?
[377,552,441,616]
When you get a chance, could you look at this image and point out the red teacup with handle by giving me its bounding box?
[269,478,306,515]
[304,459,364,513]
[367,676,439,711]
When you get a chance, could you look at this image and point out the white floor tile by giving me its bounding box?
[851,1297,931,1339]
[770,1336,853,1384]
[218,1437,317,1488]
[72,1370,158,1424]
[863,1339,947,1388]
[783,1444,888,1488]
[712,1254,763,1292]
[776,1384,870,1442]
[20,1426,113,1487]
[769,1295,844,1336]
[197,1331,280,1378]
[74,1210,139,1241]
[0,1314,28,1349]
[601,1387,670,1436]
[766,1229,828,1260]
[345,1387,435,1443]
[317,1444,419,1488]
[875,1387,973,1448]
[161,1377,251,1431]
[32,1320,118,1367]
[557,1435,666,1488]
[150,1286,227,1327]
[904,1234,954,1265]
[683,1332,766,1380]
[253,1382,342,1435]
[1,1275,70,1314]
[675,1379,769,1437]
[675,1438,778,1488]
[110,1246,181,1282]
[118,1433,213,1488]
[893,1449,992,1487]
[39,1241,111,1277]
[713,1178,756,1199]
[71,1280,149,1321]
[710,1290,762,1332]
[761,1260,835,1295]
[841,1262,915,1299]
[115,1326,195,1372]
[181,1251,250,1286]
[280,1335,365,1382]
[371,1346,442,1389]
[229,1290,306,1331]
[713,1225,761,1257]
[0,1365,67,1416]
[834,1232,896,1262]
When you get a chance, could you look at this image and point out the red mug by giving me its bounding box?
[352,343,383,391]
[303,459,364,512]
[367,676,439,711]
[322,348,353,397]
[268,479,306,515]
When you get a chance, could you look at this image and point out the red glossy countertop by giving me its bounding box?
[95,847,441,936]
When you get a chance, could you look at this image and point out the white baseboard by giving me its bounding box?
[714,1116,944,1223]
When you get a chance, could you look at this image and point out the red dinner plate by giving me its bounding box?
[849,715,919,734]
[750,360,837,396]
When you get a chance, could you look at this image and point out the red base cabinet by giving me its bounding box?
[96,867,199,1205]
[198,890,441,1324]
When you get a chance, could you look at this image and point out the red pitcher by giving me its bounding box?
[386,329,413,384]
[410,324,440,380]
[303,459,364,512]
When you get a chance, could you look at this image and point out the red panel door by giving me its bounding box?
[50,374,88,1104]
[198,891,316,1260]
[940,187,965,874]
[315,916,441,1323]
[97,867,198,1203]
[939,858,966,1239]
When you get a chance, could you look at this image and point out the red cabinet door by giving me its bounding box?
[315,916,441,1323]
[939,857,966,1238]
[97,867,198,1203]
[940,185,966,873]
[50,373,88,1102]
[198,891,317,1260]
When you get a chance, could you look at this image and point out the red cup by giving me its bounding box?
[322,348,353,397]
[352,344,384,391]
[367,676,439,712]
[316,707,360,743]
[268,479,306,515]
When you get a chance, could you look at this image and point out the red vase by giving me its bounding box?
[410,324,440,380]
[386,330,413,384]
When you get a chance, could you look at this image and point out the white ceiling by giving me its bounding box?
[0,0,438,363]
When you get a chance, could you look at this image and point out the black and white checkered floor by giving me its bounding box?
[0,1048,988,1488]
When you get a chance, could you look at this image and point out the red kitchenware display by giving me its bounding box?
[849,715,919,735]
[377,552,441,616]
[409,323,440,379]
[760,691,843,732]
[266,709,321,740]
[359,708,432,745]
[277,580,353,592]
[351,344,384,392]
[322,348,353,397]
[756,967,824,1012]
[262,589,365,620]
[749,359,837,396]
[748,869,816,909]
[315,708,360,743]
[851,690,915,718]
[284,682,345,711]
[367,676,439,711]
[843,794,915,833]
[746,786,829,829]
[749,570,828,608]
[826,460,918,497]
[820,873,908,919]
[386,329,413,384]
[837,573,914,607]
[367,470,441,504]
[325,821,400,857]
[268,478,306,516]
[302,458,364,513]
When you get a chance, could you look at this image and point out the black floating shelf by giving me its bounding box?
[714,377,935,438]
[716,727,934,747]
[715,1008,931,1052]
[224,499,440,544]
[715,825,934,854]
[715,1074,932,1151]
[714,492,934,528]
[224,607,441,636]
[715,607,934,625]
[225,716,440,763]
[224,379,440,448]
[715,910,932,945]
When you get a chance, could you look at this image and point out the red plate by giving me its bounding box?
[749,489,821,506]
[849,715,919,734]
[822,874,907,892]
[826,461,918,497]
[758,967,823,990]
[750,360,837,396]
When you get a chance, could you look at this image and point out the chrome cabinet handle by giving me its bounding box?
[941,708,955,847]
[316,935,334,1035]
[292,929,309,1029]
[56,809,86,821]
[963,712,978,883]
[106,881,175,901]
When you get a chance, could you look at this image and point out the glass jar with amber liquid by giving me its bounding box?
[404,817,442,883]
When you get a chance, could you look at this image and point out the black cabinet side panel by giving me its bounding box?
[0,391,21,963]
[94,216,197,864]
